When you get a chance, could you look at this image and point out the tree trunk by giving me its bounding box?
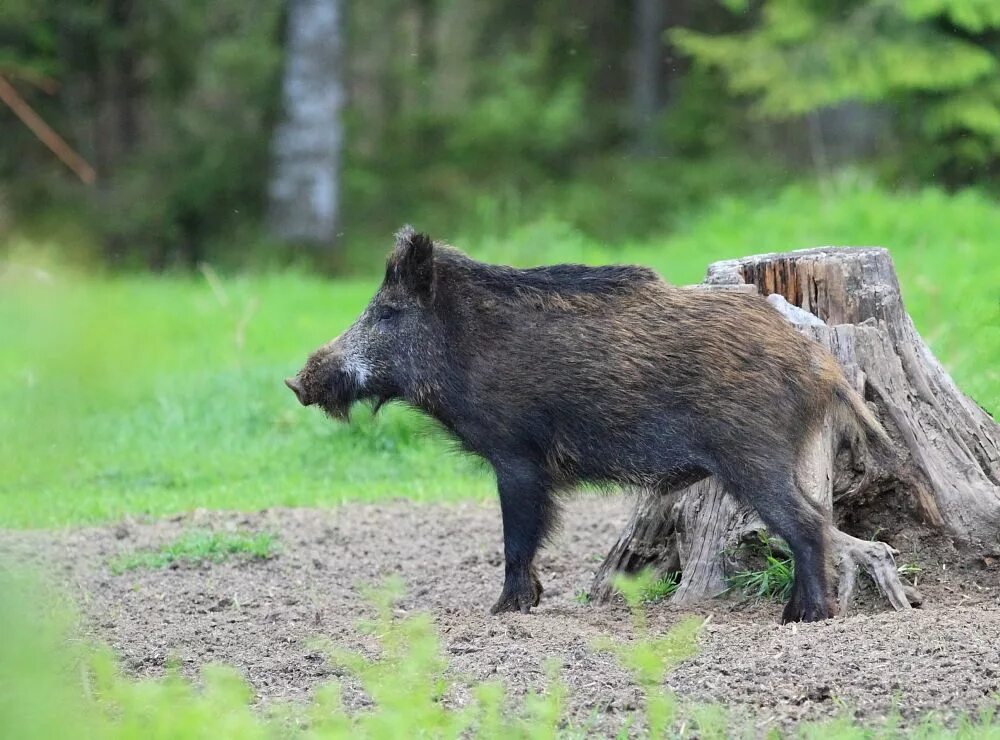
[268,0,344,247]
[631,0,667,154]
[591,247,1000,613]
[109,0,139,155]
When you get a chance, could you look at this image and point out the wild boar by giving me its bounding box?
[286,227,890,622]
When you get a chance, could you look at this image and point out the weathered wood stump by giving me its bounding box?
[591,247,1000,613]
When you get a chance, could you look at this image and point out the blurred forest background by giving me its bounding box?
[2,0,999,272]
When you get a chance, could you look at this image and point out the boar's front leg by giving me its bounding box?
[490,459,555,615]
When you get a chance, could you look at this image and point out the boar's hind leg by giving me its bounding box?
[490,460,555,615]
[725,467,831,624]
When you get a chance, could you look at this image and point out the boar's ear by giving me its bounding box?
[392,225,435,301]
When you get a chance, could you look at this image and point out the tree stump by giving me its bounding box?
[591,247,1000,613]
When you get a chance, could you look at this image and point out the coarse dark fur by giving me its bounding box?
[287,227,891,623]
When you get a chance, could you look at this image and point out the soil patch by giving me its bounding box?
[2,496,999,735]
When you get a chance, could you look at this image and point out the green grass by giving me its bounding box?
[0,271,494,527]
[108,530,277,574]
[1,177,997,527]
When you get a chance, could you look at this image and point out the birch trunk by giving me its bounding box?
[268,0,344,247]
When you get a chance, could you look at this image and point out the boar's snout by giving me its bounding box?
[284,376,311,406]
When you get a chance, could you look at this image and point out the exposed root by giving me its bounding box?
[831,528,922,614]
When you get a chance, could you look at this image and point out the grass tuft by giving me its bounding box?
[729,532,796,601]
[641,573,681,604]
[109,530,277,574]
[612,568,681,609]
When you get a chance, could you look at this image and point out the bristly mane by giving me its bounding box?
[432,245,660,302]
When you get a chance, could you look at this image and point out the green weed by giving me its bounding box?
[897,562,923,586]
[109,530,277,574]
[600,571,706,737]
[307,578,476,737]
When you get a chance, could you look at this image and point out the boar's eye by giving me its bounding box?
[373,305,400,325]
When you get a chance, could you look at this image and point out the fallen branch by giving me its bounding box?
[0,75,96,184]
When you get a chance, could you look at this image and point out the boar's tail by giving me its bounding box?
[831,377,897,465]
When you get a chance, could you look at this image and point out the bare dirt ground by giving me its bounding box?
[2,496,999,736]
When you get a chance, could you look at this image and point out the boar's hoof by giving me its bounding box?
[490,570,543,615]
[781,596,832,624]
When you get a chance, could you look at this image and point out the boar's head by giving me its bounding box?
[285,226,444,419]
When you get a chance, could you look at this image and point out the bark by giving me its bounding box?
[592,247,1000,612]
[268,0,344,247]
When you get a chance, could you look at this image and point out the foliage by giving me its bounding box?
[337,2,778,252]
[109,530,277,574]
[0,0,285,266]
[672,0,1000,179]
[5,0,1000,264]
[2,182,997,527]
[102,0,285,267]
